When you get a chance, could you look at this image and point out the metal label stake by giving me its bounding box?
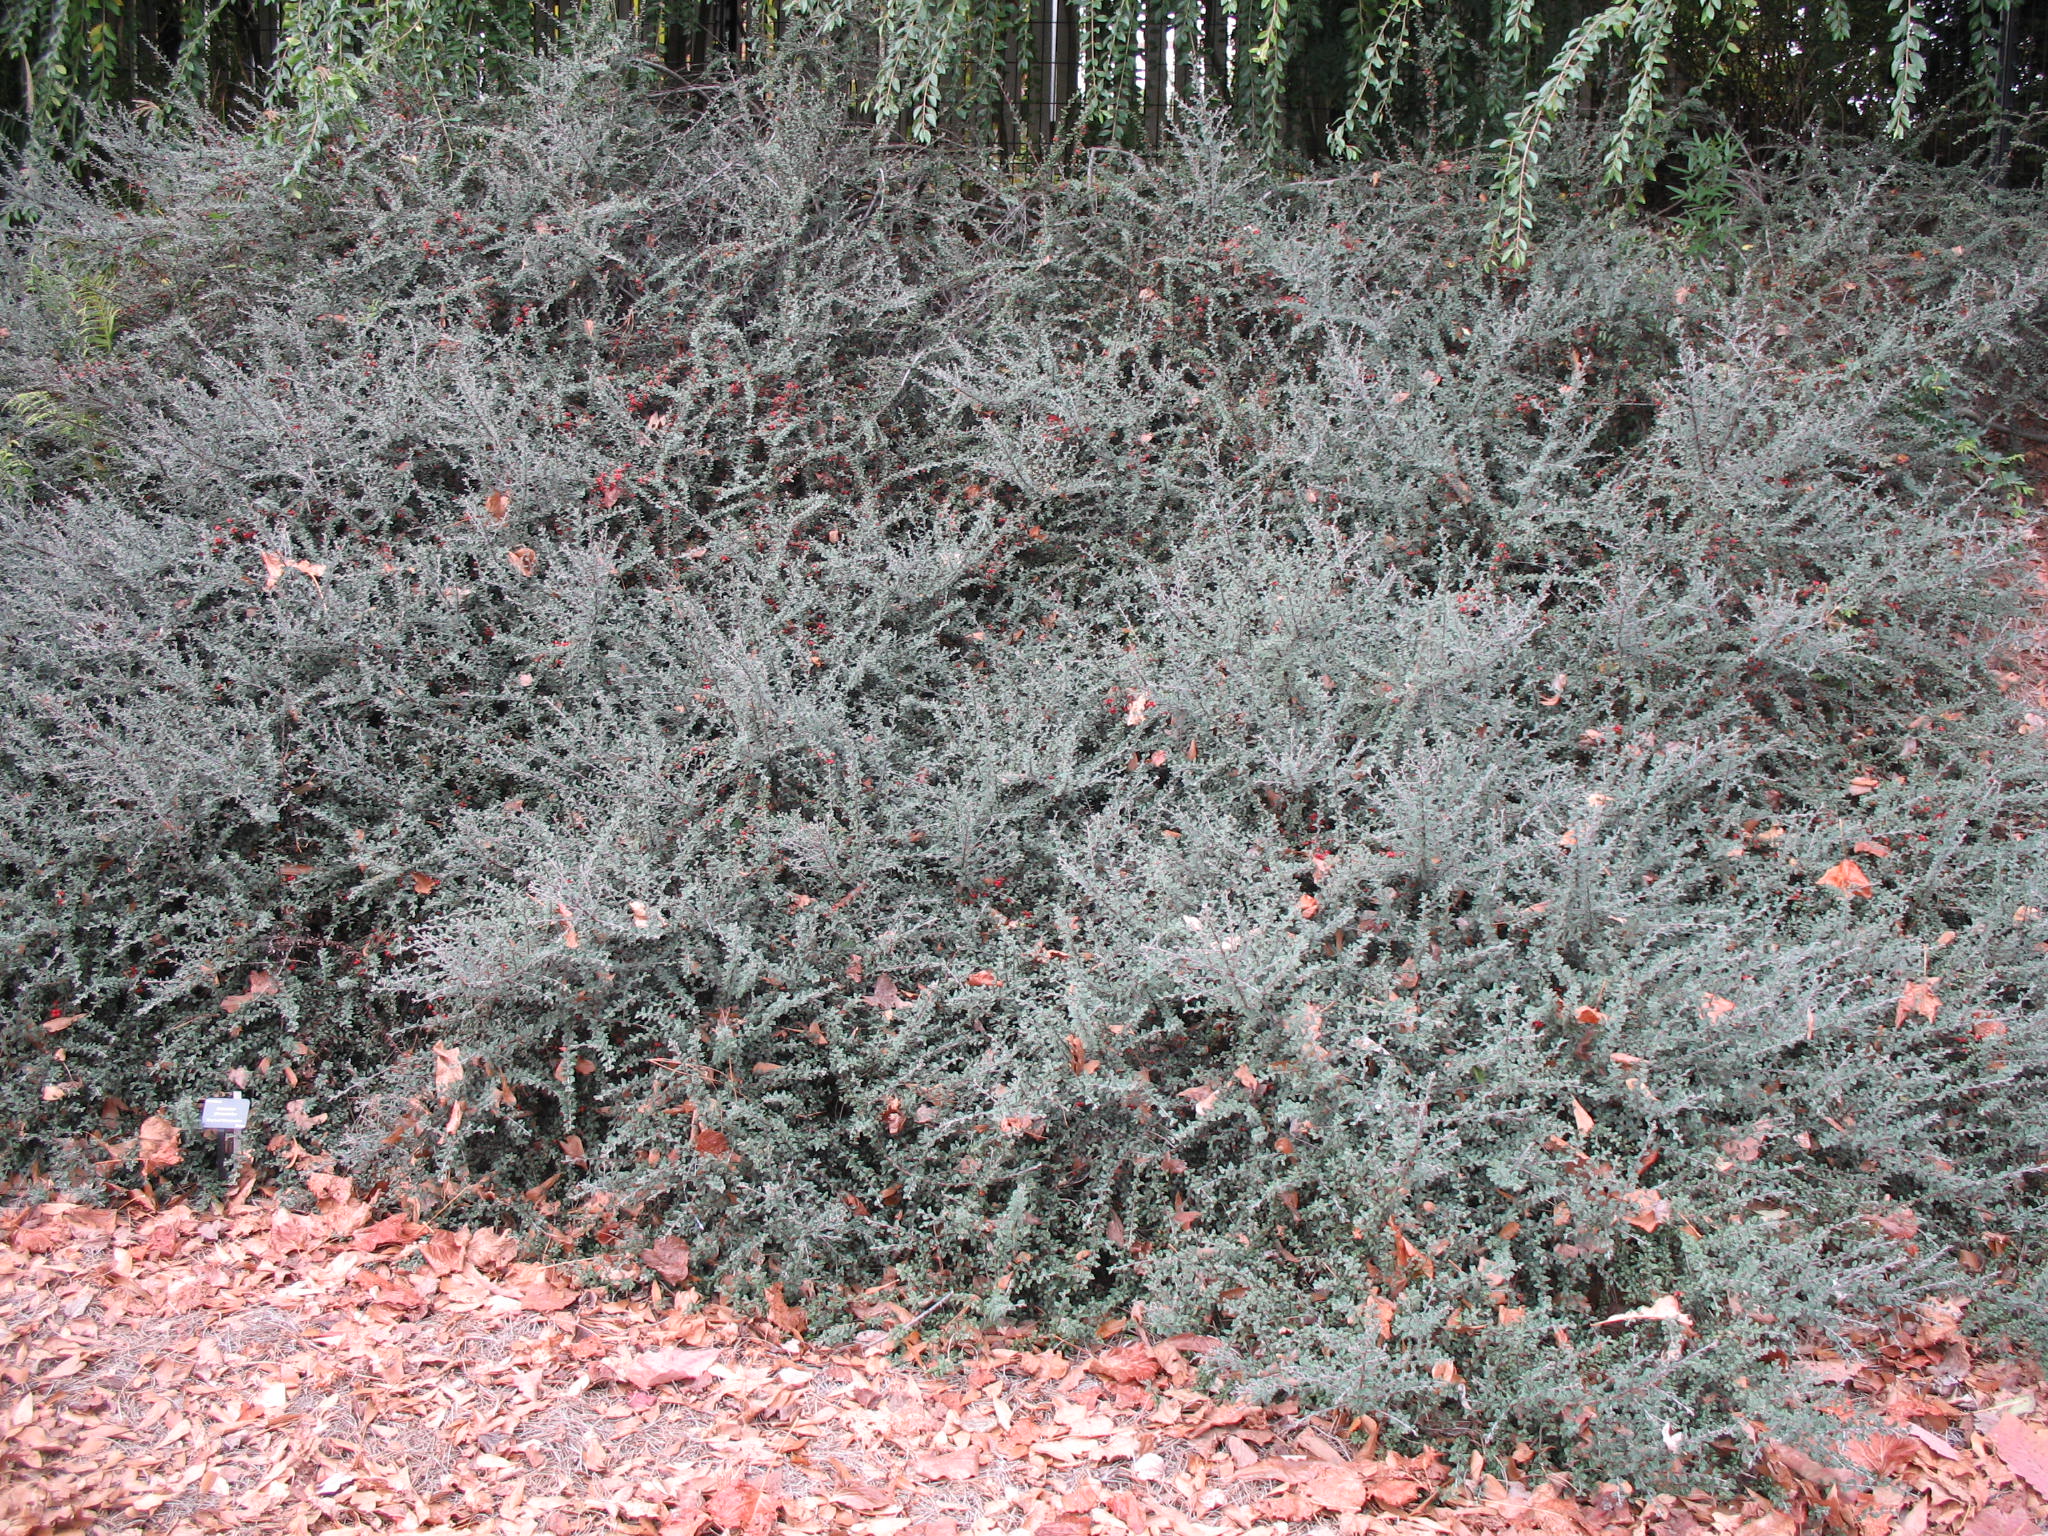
[200,1094,251,1173]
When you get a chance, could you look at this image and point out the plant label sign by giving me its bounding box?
[201,1096,250,1131]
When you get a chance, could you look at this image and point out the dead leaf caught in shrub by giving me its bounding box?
[1817,858,1875,899]
[1896,976,1941,1028]
[641,1235,692,1286]
[1087,1344,1161,1384]
[1596,1294,1691,1330]
[766,1282,807,1337]
[137,1115,182,1175]
[221,969,280,1014]
[432,1042,464,1089]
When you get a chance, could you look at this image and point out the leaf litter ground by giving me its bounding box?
[2,1188,2045,1536]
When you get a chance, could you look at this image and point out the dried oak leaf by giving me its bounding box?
[1296,1429,1348,1465]
[507,546,539,577]
[286,1097,327,1132]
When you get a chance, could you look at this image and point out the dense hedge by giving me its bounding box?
[4,43,2048,1487]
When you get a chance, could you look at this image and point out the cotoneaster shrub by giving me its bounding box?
[3,40,2047,1487]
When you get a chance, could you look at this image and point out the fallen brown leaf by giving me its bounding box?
[705,1481,765,1529]
[466,1226,519,1271]
[1986,1413,2048,1501]
[1963,1495,2039,1536]
[913,1447,980,1480]
[348,1212,421,1251]
[521,1278,576,1311]
[617,1345,721,1391]
[1086,1344,1161,1384]
[1304,1464,1371,1512]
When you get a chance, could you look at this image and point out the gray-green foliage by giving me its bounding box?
[3,44,2047,1486]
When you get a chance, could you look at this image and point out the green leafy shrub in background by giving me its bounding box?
[3,39,2047,1488]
